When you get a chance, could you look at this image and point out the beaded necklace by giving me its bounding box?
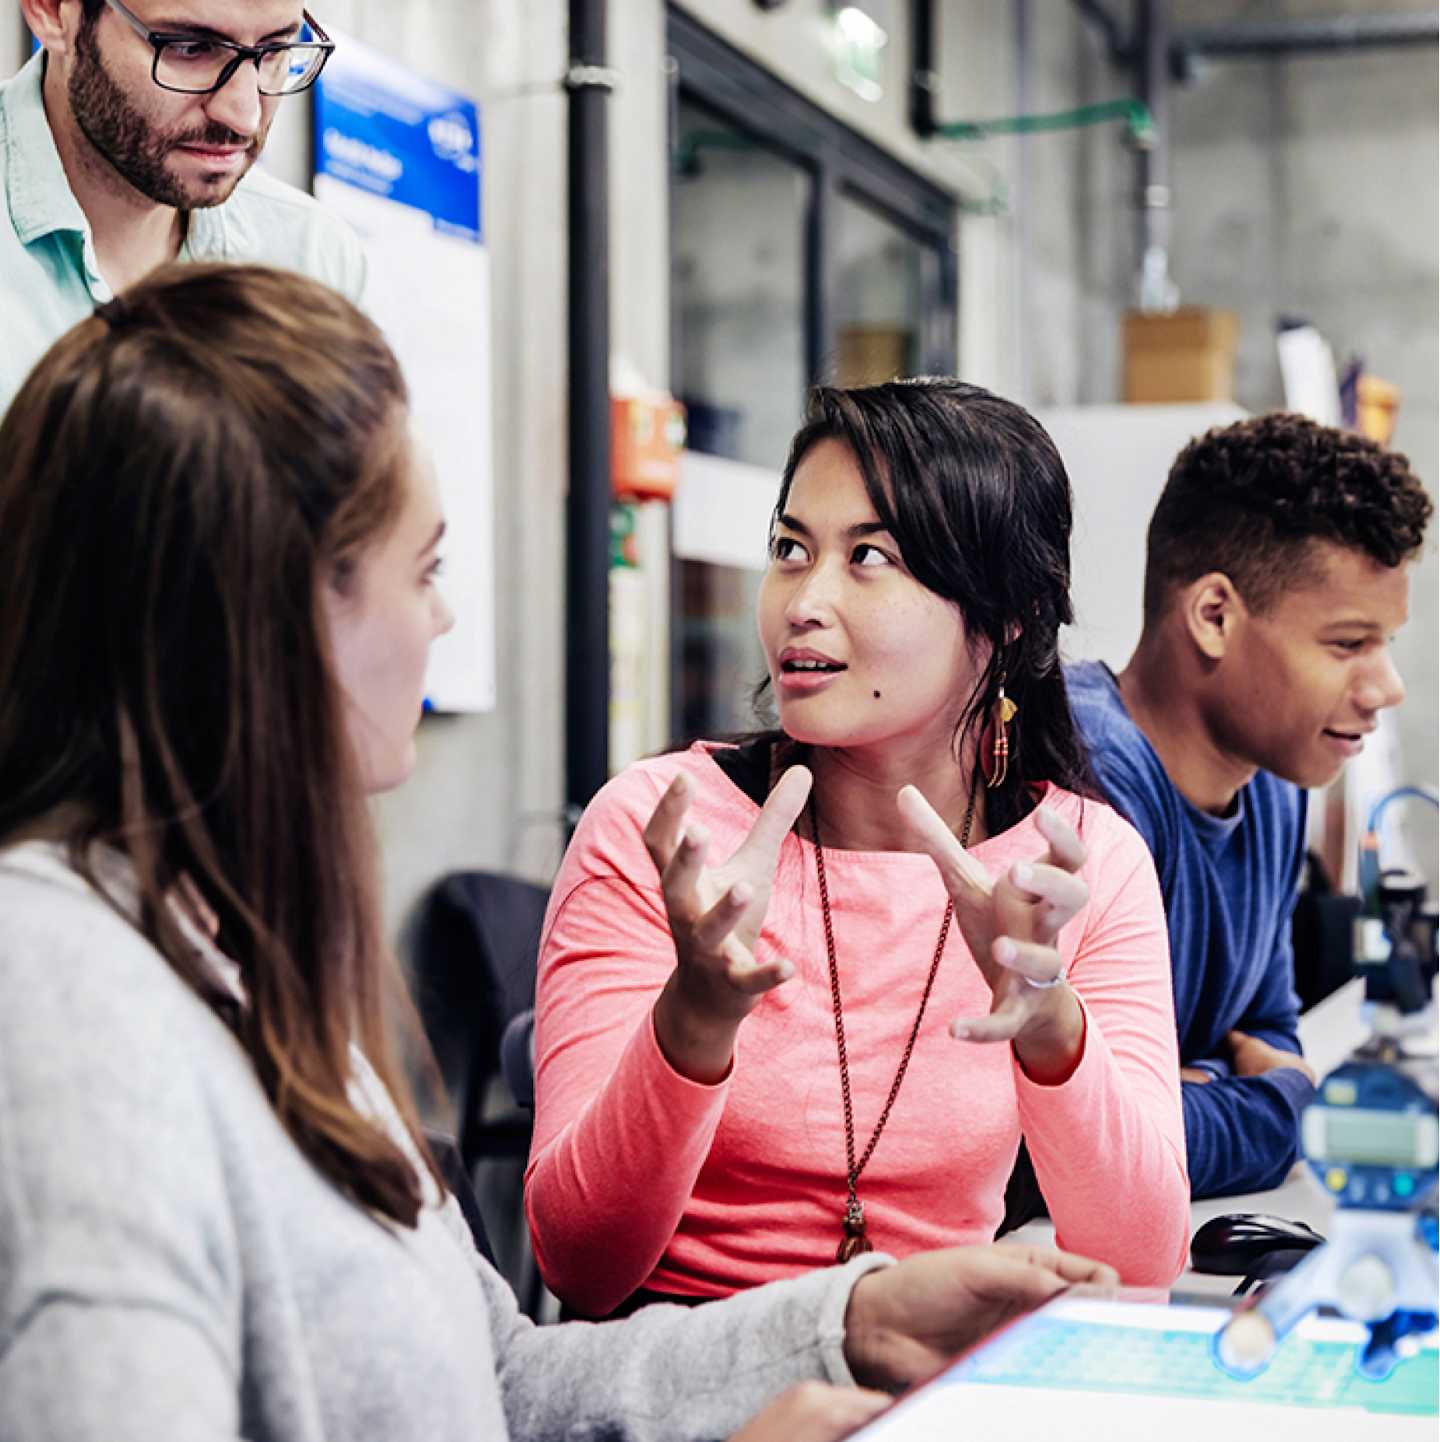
[809,784,977,1262]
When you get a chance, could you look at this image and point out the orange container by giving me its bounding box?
[611,395,686,501]
[1355,375,1400,445]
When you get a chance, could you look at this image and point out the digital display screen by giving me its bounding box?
[1319,1108,1431,1167]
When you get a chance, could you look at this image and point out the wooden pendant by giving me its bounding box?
[836,1197,873,1264]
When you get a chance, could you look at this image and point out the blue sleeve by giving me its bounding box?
[1233,913,1304,1055]
[1233,801,1307,1055]
[1182,1067,1316,1199]
[1090,739,1316,1197]
[1184,798,1313,1198]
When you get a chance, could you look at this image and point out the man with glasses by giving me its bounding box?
[2,0,359,409]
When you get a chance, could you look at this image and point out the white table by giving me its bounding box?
[1010,979,1375,1296]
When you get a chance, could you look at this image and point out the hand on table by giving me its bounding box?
[842,1242,1119,1392]
[1227,1031,1317,1086]
[898,787,1089,1083]
[646,765,813,1082]
[730,1382,890,1442]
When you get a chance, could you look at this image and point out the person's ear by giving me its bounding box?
[1180,571,1246,661]
[21,0,80,59]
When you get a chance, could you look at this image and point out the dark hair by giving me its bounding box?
[0,263,442,1227]
[1144,412,1432,621]
[772,379,1097,833]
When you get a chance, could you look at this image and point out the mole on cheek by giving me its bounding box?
[873,690,881,699]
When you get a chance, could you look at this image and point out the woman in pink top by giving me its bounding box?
[528,380,1190,1317]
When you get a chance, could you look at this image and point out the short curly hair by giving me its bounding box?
[1143,412,1432,621]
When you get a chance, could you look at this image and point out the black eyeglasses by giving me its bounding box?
[102,0,335,97]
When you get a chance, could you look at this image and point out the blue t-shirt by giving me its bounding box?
[1067,660,1317,1199]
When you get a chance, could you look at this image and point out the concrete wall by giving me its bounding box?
[1162,0,1439,877]
[5,0,1435,932]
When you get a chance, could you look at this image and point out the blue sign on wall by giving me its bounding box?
[313,36,481,244]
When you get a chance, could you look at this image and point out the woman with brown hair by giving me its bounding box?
[0,263,1114,1442]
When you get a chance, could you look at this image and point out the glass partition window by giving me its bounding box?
[671,99,807,739]
[833,189,941,386]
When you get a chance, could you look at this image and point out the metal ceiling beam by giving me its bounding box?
[1070,4,1438,75]
[1176,12,1438,68]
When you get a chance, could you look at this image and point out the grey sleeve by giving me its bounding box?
[484,1254,891,1442]
[0,912,244,1442]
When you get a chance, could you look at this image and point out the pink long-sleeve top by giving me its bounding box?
[527,743,1189,1316]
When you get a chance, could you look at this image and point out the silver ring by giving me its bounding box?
[1023,969,1067,991]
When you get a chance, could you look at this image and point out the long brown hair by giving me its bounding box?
[0,262,442,1225]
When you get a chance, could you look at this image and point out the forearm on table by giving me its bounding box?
[1182,1069,1313,1200]
[494,1252,884,1441]
[1233,1018,1304,1054]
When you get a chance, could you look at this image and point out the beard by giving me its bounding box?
[68,19,264,209]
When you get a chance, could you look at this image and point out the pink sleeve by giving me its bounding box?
[524,764,730,1316]
[1013,809,1190,1286]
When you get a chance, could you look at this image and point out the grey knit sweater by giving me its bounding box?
[0,844,881,1441]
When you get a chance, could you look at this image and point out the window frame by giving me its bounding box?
[667,6,958,385]
[666,7,960,743]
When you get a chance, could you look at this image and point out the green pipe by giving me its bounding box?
[936,97,1154,145]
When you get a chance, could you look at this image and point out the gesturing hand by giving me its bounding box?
[897,787,1089,1081]
[647,765,813,1081]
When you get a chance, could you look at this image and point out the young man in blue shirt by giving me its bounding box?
[3,0,362,409]
[1068,413,1431,1198]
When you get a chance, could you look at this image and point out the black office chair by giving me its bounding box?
[424,1128,497,1268]
[413,869,550,1316]
[414,870,548,1165]
[499,1008,537,1110]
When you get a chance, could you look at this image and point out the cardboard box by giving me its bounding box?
[836,325,912,388]
[1123,307,1239,403]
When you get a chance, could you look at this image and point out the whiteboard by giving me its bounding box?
[312,36,494,713]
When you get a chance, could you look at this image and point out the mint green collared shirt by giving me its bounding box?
[0,52,365,412]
